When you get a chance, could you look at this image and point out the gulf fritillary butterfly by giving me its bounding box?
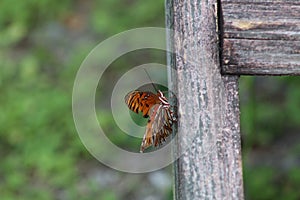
[125,90,176,152]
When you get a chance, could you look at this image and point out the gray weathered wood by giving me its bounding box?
[166,0,244,199]
[221,0,300,75]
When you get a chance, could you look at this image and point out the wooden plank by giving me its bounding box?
[221,0,300,75]
[223,39,300,75]
[166,0,244,199]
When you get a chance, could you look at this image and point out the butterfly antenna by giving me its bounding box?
[143,68,159,92]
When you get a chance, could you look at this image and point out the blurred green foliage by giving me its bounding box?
[0,0,299,199]
[240,76,300,200]
[91,0,165,35]
[0,0,71,47]
[0,0,167,199]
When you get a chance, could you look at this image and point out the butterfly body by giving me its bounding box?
[125,90,176,152]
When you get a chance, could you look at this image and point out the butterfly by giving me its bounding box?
[125,90,176,152]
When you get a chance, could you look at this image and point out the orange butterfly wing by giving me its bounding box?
[125,91,160,117]
[125,90,176,152]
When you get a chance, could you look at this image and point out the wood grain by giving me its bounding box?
[221,0,300,75]
[166,0,244,199]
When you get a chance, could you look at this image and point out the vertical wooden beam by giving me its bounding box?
[166,0,244,199]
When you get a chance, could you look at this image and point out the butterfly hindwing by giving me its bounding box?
[140,104,174,152]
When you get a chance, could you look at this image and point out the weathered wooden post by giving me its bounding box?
[166,0,243,199]
[166,0,300,199]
